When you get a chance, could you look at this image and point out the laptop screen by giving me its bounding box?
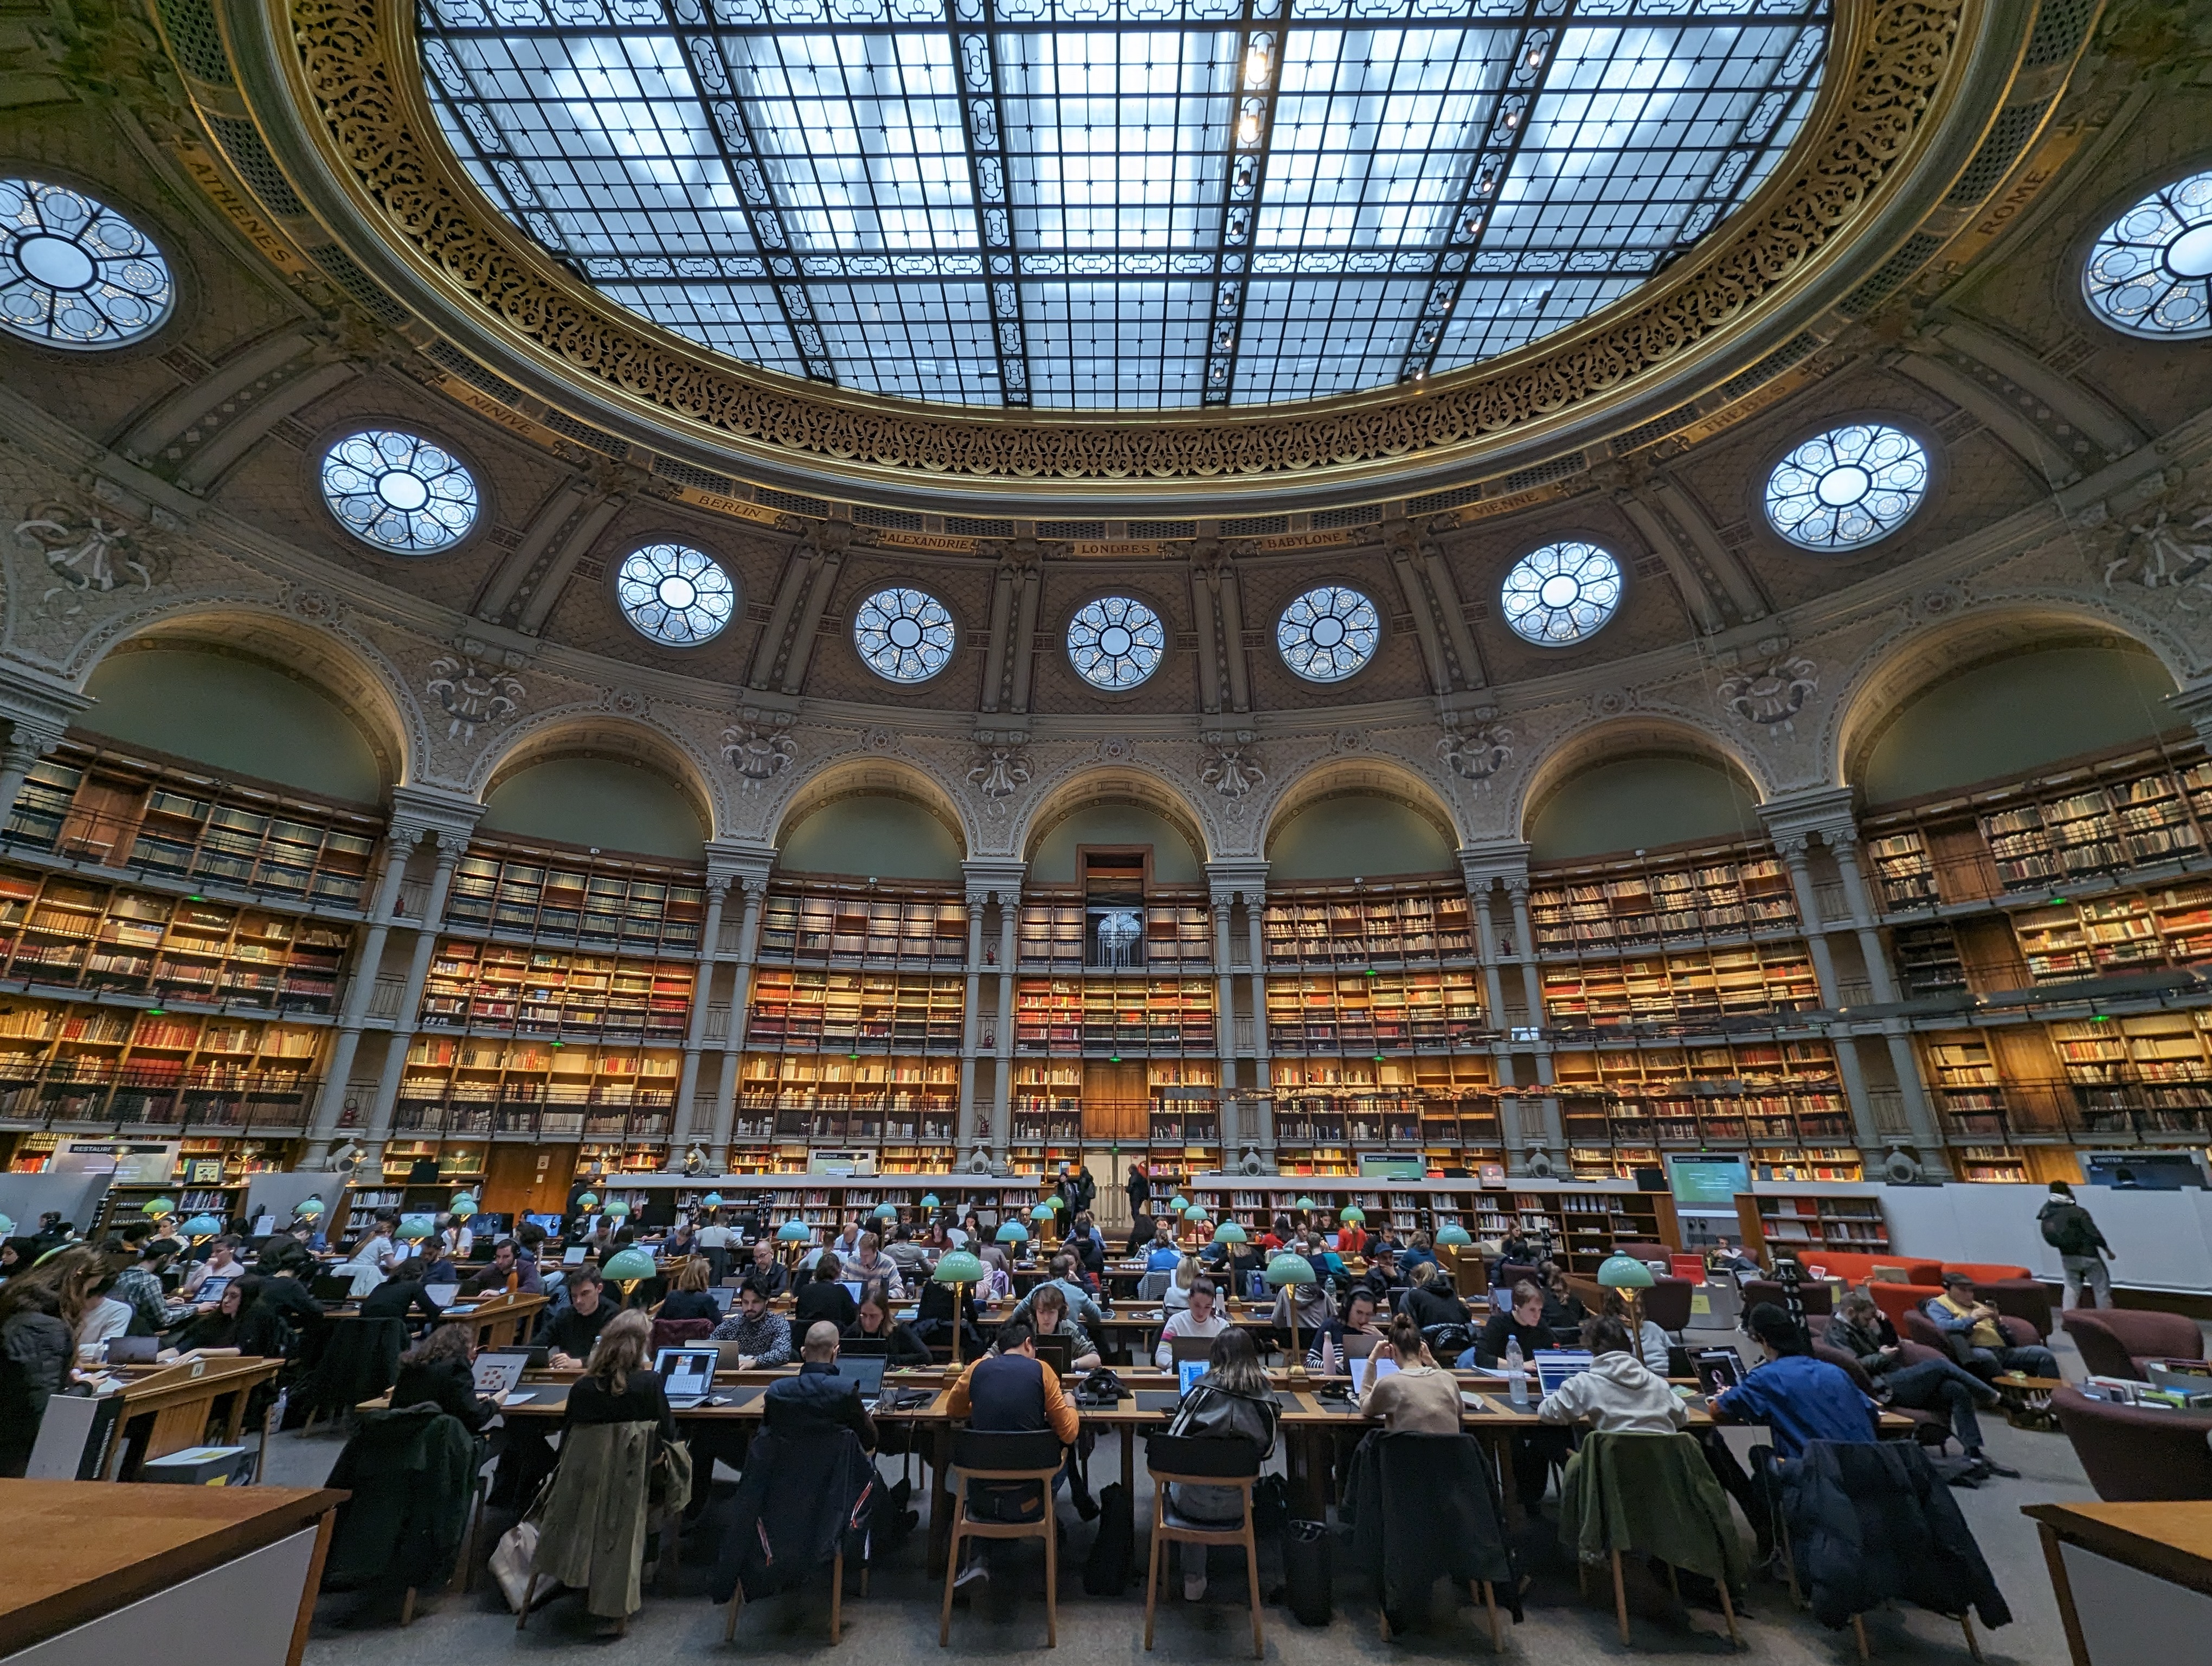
[840,1280,865,1305]
[195,1274,233,1306]
[835,1355,887,1400]
[472,1352,528,1399]
[1178,1358,1209,1400]
[1694,1349,1745,1395]
[1034,1331,1073,1375]
[424,1283,460,1308]
[1348,1353,1398,1398]
[655,1348,718,1401]
[708,1286,736,1313]
[1534,1350,1593,1396]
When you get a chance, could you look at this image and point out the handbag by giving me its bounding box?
[490,1472,556,1614]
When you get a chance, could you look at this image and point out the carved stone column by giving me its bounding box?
[671,875,733,1161]
[303,822,418,1165]
[708,875,770,1168]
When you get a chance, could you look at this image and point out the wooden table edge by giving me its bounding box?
[2021,1503,2212,1600]
[0,1484,347,1657]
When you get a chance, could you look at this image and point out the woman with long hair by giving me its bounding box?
[563,1308,676,1441]
[1164,1326,1279,1598]
[976,1245,1012,1302]
[391,1320,500,1433]
[0,1246,102,1475]
[1164,1252,1200,1314]
[656,1254,720,1323]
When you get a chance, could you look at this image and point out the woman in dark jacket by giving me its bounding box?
[162,1276,289,1360]
[1163,1327,1279,1599]
[0,1247,100,1476]
[1538,1259,1587,1341]
[391,1322,500,1434]
[844,1284,932,1367]
[1399,1261,1472,1332]
[793,1259,858,1330]
[655,1257,722,1323]
[563,1309,676,1443]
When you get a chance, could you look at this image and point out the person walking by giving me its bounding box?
[2037,1181,2115,1309]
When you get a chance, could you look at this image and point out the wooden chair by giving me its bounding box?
[724,1548,865,1643]
[1142,1433,1265,1659]
[937,1428,1069,1648]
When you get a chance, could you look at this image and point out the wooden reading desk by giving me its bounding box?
[2024,1501,2212,1666]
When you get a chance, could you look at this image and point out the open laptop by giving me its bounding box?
[472,1351,530,1403]
[655,1346,721,1409]
[194,1273,234,1307]
[424,1283,460,1308]
[1533,1349,1593,1396]
[106,1335,158,1364]
[708,1286,737,1315]
[486,1342,550,1372]
[839,1280,865,1306]
[1348,1353,1398,1398]
[839,1336,889,1358]
[834,1353,888,1408]
[1034,1331,1073,1376]
[1693,1348,1745,1395]
[311,1273,355,1303]
[562,1246,588,1266]
[1176,1358,1208,1400]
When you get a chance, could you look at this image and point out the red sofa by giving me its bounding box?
[1778,1252,2043,1333]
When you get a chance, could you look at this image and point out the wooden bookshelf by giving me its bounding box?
[1734,1188,1889,1258]
[446,843,707,954]
[1265,969,1483,1052]
[1892,923,1967,997]
[1016,899,1211,971]
[2048,1011,2212,1136]
[1539,944,1819,1027]
[0,998,322,1135]
[1261,883,1474,969]
[758,884,969,965]
[1917,1030,2006,1140]
[745,967,963,1052]
[396,1035,678,1141]
[2009,877,2212,983]
[1527,847,1797,953]
[0,867,352,1015]
[1268,1056,1500,1176]
[421,940,693,1041]
[1553,1039,1850,1154]
[1865,830,1938,909]
[1012,978,1214,1054]
[5,749,378,907]
[738,1053,959,1169]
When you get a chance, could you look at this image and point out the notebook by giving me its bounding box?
[1533,1349,1594,1396]
[655,1346,720,1409]
[834,1353,888,1408]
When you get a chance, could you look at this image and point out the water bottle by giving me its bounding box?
[1506,1335,1527,1407]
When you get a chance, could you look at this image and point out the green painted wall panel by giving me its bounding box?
[1860,643,2178,804]
[1266,794,1454,880]
[1029,804,1203,883]
[779,795,964,880]
[80,648,382,802]
[481,758,704,860]
[1529,755,1763,862]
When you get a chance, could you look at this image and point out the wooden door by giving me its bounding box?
[484,1143,578,1216]
[1082,1061,1149,1141]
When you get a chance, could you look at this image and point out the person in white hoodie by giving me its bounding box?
[1536,1315,1689,1436]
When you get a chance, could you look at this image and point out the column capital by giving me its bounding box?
[2169,679,2212,747]
[1203,858,1269,905]
[387,784,486,851]
[960,857,1027,903]
[704,838,776,892]
[1757,786,1861,848]
[0,664,91,754]
[1456,840,1531,891]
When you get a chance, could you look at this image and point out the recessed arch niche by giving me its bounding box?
[480,755,705,861]
[1266,792,1455,880]
[778,792,966,882]
[1527,752,1765,863]
[1028,802,1204,885]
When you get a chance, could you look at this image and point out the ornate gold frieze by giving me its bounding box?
[271,0,1982,489]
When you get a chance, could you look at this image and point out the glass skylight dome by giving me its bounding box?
[419,0,1827,411]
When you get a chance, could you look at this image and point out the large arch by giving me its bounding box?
[475,715,721,849]
[1017,765,1213,880]
[66,606,419,793]
[1828,602,2191,797]
[1261,755,1463,879]
[772,756,973,877]
[1510,713,1773,847]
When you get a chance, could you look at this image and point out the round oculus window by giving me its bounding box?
[1499,542,1623,645]
[1277,585,1381,682]
[616,543,737,644]
[1763,421,1930,552]
[2084,169,2212,338]
[854,586,956,682]
[1067,595,1165,690]
[319,430,479,554]
[0,178,172,349]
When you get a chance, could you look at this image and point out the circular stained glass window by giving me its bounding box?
[1764,422,1930,552]
[0,178,172,349]
[1500,542,1623,645]
[616,543,736,645]
[854,586,955,682]
[2083,170,2212,338]
[1277,585,1381,683]
[1067,595,1165,690]
[319,430,479,554]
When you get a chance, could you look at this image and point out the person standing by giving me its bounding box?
[2037,1181,2115,1309]
[1125,1158,1151,1223]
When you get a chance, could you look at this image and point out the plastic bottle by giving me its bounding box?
[1506,1335,1527,1406]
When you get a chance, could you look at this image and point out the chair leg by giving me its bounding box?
[400,1586,416,1628]
[1960,1614,1982,1662]
[1853,1613,1870,1661]
[832,1547,844,1645]
[938,1501,966,1647]
[1044,1502,1058,1648]
[1143,1502,1162,1650]
[1665,1560,1681,1608]
[516,1572,537,1631]
[724,1590,742,1643]
[1719,1578,1741,1649]
[1611,1548,1630,1646]
[1244,1521,1264,1660]
[1479,1580,1501,1652]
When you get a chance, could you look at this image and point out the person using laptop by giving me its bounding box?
[1144,1218,1183,1272]
[178,1234,245,1302]
[693,1209,733,1285]
[1008,1253,1107,1332]
[360,1266,445,1328]
[845,1283,931,1368]
[742,1237,790,1298]
[1713,1303,1878,1459]
[763,1321,878,1449]
[543,1266,617,1370]
[946,1317,1081,1588]
[840,1231,904,1297]
[1307,1287,1386,1373]
[1538,1315,1687,1434]
[1468,1279,1555,1370]
[1357,1313,1457,1432]
[1163,1327,1279,1601]
[1020,1284,1101,1371]
[158,1276,286,1362]
[391,1322,501,1434]
[709,1279,794,1367]
[656,1257,722,1323]
[884,1222,930,1284]
[1155,1276,1228,1366]
[794,1259,859,1331]
[461,1238,542,1297]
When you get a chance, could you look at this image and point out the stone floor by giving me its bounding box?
[268,1324,2129,1665]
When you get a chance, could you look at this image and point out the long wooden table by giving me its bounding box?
[2025,1502,2212,1666]
[0,1481,343,1664]
[100,1356,283,1481]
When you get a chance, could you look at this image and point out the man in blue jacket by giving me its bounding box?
[1715,1303,1878,1459]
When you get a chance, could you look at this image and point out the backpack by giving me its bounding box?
[2040,1203,2098,1257]
[1082,1482,1134,1593]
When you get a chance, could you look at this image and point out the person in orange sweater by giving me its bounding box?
[946,1318,1082,1588]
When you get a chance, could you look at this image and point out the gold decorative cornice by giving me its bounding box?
[235,0,2014,505]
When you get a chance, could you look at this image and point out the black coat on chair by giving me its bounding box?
[1341,1430,1521,1627]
